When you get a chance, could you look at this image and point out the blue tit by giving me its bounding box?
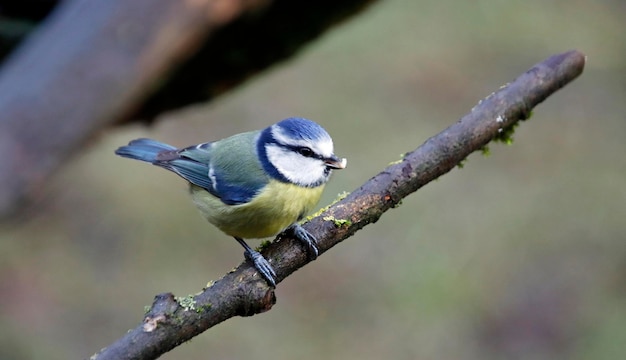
[115,117,346,287]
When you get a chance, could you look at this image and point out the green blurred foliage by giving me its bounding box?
[2,0,625,359]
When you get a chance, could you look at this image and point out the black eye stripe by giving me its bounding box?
[298,147,313,156]
[282,144,322,159]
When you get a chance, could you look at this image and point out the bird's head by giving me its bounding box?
[258,117,347,187]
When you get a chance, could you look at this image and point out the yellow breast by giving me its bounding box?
[189,181,325,239]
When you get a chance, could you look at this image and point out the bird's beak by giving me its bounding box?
[325,155,347,169]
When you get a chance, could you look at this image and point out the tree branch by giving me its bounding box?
[90,50,585,360]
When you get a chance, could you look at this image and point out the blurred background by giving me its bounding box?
[1,0,625,359]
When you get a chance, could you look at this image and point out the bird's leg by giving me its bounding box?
[285,223,319,260]
[234,237,277,287]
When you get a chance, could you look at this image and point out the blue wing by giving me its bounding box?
[116,137,266,205]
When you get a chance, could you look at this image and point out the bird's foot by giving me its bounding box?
[235,237,277,287]
[286,223,319,260]
[243,249,277,287]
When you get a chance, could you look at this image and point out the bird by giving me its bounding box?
[115,117,346,287]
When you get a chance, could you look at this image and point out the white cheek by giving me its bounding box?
[266,145,326,186]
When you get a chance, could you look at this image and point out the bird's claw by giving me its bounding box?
[288,224,319,260]
[244,249,277,287]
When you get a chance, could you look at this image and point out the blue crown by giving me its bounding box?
[273,117,331,143]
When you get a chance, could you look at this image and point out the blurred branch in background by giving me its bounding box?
[92,51,585,360]
[0,0,377,219]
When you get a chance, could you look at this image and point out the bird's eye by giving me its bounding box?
[297,147,314,157]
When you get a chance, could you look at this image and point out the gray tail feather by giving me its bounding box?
[115,138,177,163]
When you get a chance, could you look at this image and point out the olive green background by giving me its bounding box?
[1,1,624,359]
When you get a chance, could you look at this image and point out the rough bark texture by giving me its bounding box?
[90,50,586,360]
